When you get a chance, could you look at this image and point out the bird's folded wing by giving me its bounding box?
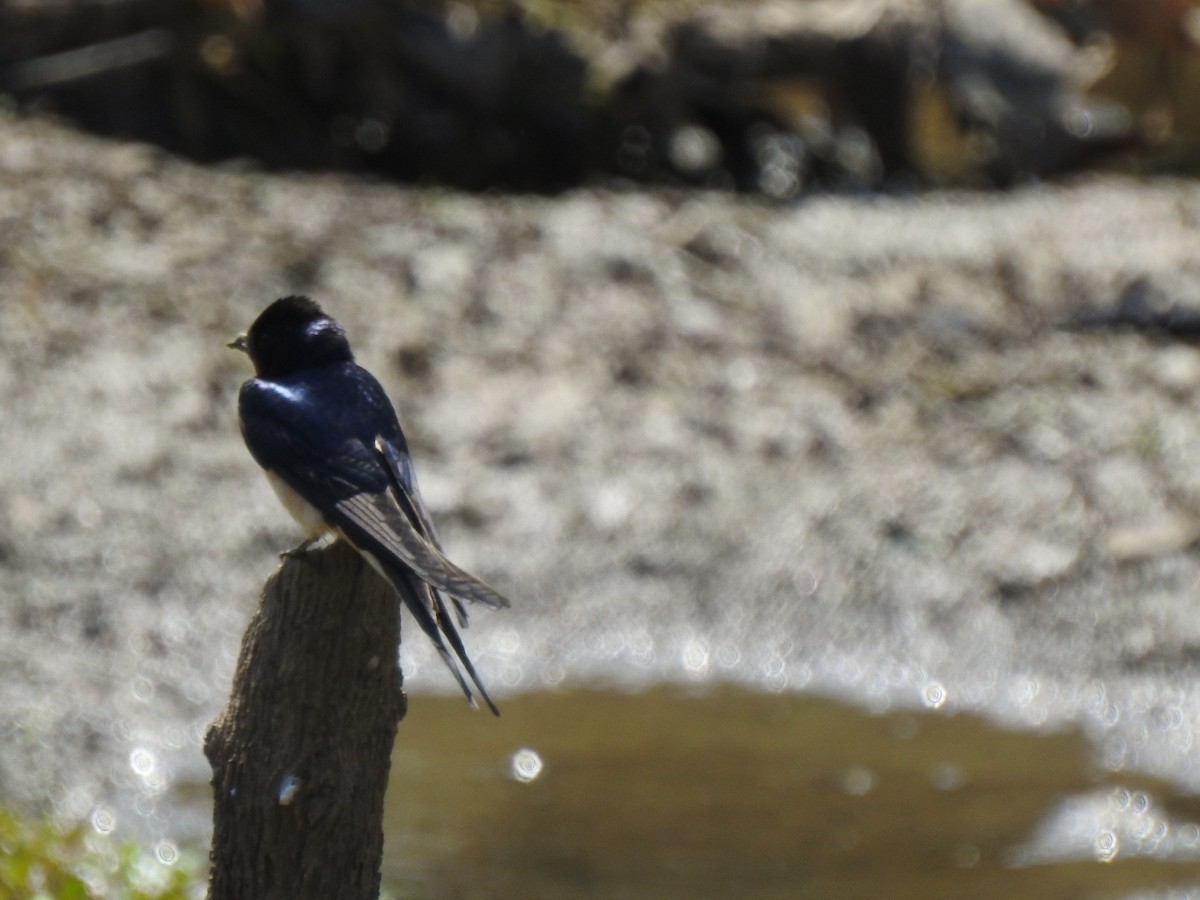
[375,437,443,546]
[332,489,511,609]
[374,437,470,626]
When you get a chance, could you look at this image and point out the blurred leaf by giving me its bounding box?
[0,806,200,900]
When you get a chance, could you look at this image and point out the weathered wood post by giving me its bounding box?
[205,541,406,900]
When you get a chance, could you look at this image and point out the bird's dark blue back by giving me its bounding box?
[238,359,411,501]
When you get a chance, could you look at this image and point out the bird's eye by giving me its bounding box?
[306,320,331,341]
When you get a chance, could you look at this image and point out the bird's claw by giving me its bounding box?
[279,533,336,560]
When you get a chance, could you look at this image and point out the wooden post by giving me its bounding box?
[204,541,407,900]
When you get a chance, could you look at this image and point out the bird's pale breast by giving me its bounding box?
[265,470,333,539]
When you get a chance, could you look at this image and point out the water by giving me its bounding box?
[380,686,1200,899]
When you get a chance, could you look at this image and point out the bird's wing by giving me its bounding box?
[374,437,469,627]
[375,436,442,546]
[331,483,510,610]
[240,379,509,608]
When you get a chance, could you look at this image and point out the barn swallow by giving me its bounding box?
[229,295,510,715]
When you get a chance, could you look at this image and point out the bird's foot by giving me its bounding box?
[279,532,336,560]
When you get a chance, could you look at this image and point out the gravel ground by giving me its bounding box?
[4,112,1200,841]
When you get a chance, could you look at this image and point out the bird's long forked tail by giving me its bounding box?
[430,589,501,715]
[390,566,501,716]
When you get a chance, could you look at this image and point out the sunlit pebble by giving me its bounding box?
[630,649,655,669]
[101,547,126,573]
[789,661,813,689]
[1169,728,1194,754]
[132,676,155,702]
[155,841,178,864]
[833,655,862,687]
[109,764,135,792]
[922,682,947,710]
[401,644,427,680]
[594,631,626,660]
[1153,820,1170,845]
[1111,788,1131,813]
[182,676,212,706]
[882,661,911,688]
[125,630,154,656]
[760,654,785,680]
[510,747,544,783]
[715,642,741,668]
[160,725,188,751]
[74,496,102,529]
[493,628,522,655]
[1010,677,1040,706]
[1094,830,1119,863]
[1023,422,1071,462]
[499,663,525,688]
[626,629,654,660]
[187,720,209,746]
[1131,815,1155,842]
[141,770,168,796]
[725,358,757,392]
[56,788,95,821]
[158,613,192,646]
[682,639,710,676]
[540,661,565,687]
[91,804,116,834]
[1155,345,1200,395]
[1161,706,1186,730]
[668,124,721,174]
[1103,736,1130,771]
[760,167,799,201]
[868,667,902,700]
[588,483,633,530]
[130,747,156,776]
[792,568,819,597]
[841,766,876,797]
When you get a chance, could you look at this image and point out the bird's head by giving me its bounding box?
[229,296,354,378]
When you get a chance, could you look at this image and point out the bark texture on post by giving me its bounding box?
[205,540,406,900]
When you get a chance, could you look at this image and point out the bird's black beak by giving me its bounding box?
[227,334,249,353]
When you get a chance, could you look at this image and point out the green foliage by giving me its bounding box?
[0,807,201,900]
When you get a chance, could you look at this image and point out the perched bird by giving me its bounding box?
[229,295,510,715]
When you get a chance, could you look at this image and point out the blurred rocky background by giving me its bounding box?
[5,0,1200,195]
[6,0,1200,896]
